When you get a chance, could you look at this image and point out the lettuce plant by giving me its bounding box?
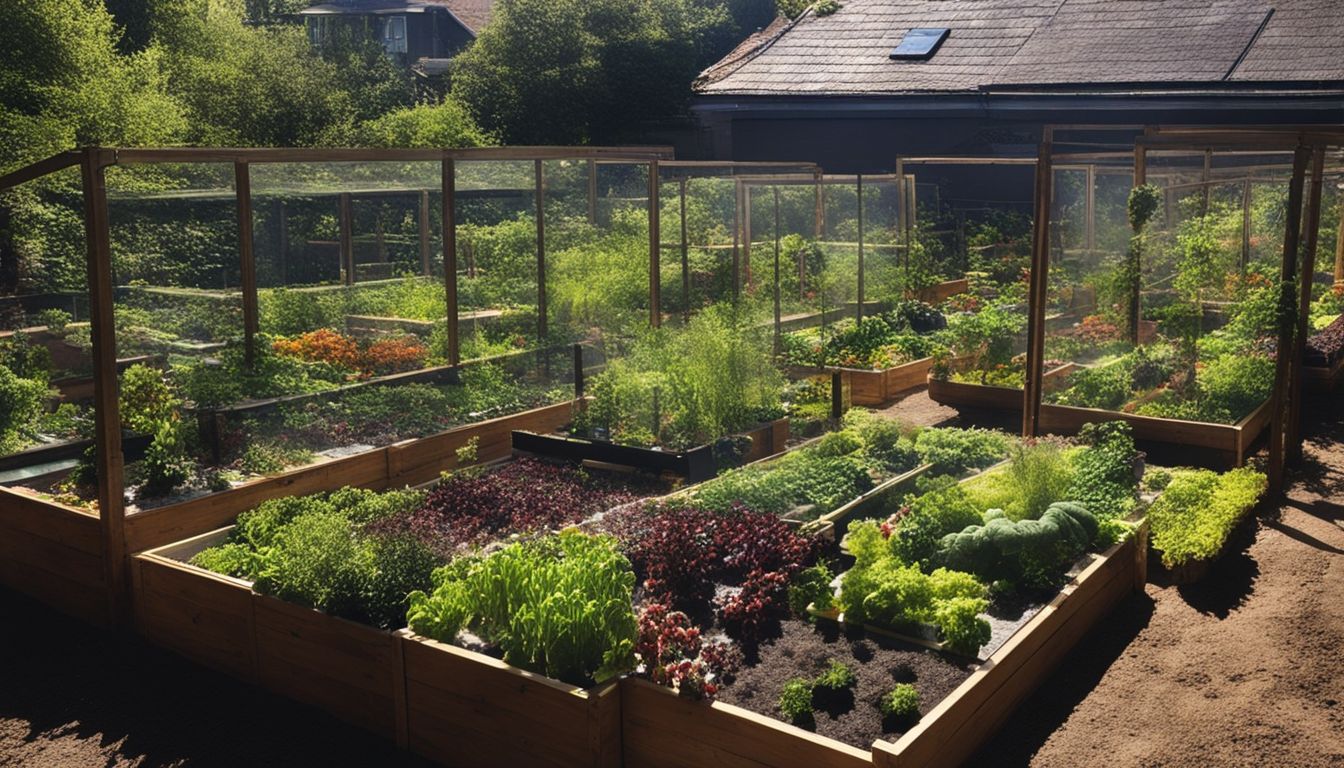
[406,531,638,687]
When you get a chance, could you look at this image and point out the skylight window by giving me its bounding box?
[890,28,950,60]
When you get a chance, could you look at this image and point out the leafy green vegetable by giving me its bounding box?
[406,531,638,687]
[879,683,920,721]
[912,427,1013,476]
[778,678,815,723]
[890,479,983,567]
[814,659,856,691]
[1148,467,1266,568]
[838,556,989,655]
[787,563,835,616]
[934,502,1099,588]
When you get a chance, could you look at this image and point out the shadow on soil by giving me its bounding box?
[0,590,430,768]
[963,592,1156,767]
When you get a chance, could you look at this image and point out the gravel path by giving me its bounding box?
[3,393,1342,766]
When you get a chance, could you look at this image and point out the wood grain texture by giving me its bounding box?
[401,633,619,768]
[0,488,107,624]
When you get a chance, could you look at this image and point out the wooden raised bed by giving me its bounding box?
[131,529,409,744]
[124,399,577,553]
[398,632,621,768]
[1038,399,1271,467]
[0,486,109,626]
[914,277,970,305]
[835,358,934,406]
[620,520,1149,768]
[926,363,1077,412]
[513,418,789,484]
[1302,355,1344,393]
[805,462,933,539]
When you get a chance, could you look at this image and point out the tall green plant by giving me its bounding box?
[1125,185,1162,344]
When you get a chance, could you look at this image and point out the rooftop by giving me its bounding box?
[696,0,1344,96]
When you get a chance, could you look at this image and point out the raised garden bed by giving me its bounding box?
[791,358,933,407]
[1146,466,1267,584]
[1037,399,1270,467]
[1303,314,1344,392]
[927,363,1077,412]
[0,485,108,626]
[618,525,1147,768]
[512,417,789,484]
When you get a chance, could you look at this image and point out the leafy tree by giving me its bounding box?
[357,100,492,148]
[453,0,737,144]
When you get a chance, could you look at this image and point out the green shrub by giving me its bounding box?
[778,678,814,723]
[119,364,181,434]
[406,531,638,686]
[879,683,920,722]
[1148,467,1266,568]
[0,365,47,454]
[1066,421,1140,520]
[140,418,193,497]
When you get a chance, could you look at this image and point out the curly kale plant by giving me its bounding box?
[935,501,1099,588]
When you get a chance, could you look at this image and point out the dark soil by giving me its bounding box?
[716,618,973,749]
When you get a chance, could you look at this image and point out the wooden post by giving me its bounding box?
[276,199,289,284]
[573,343,585,399]
[732,179,742,298]
[234,162,258,369]
[1201,149,1212,216]
[773,187,781,351]
[1134,146,1147,187]
[744,185,753,288]
[1268,146,1311,492]
[419,190,431,276]
[81,148,127,624]
[1085,163,1096,254]
[1241,178,1252,271]
[1288,148,1326,464]
[1334,196,1344,287]
[442,158,459,366]
[856,174,865,321]
[587,159,597,226]
[534,159,547,341]
[649,159,661,328]
[830,370,843,420]
[895,158,907,273]
[813,169,823,239]
[1022,134,1055,438]
[339,192,354,285]
[679,177,689,319]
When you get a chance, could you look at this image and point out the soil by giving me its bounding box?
[716,618,974,749]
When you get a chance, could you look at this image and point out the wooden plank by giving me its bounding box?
[0,487,102,553]
[109,146,674,165]
[235,162,258,367]
[124,449,389,553]
[621,678,872,768]
[339,192,354,286]
[385,400,576,486]
[0,551,108,626]
[1038,403,1241,454]
[80,148,126,623]
[442,158,459,366]
[0,151,81,191]
[132,555,257,682]
[1023,134,1054,437]
[401,634,615,768]
[535,159,547,339]
[253,595,402,739]
[926,376,1025,411]
[650,159,661,327]
[0,523,106,587]
[1287,148,1326,462]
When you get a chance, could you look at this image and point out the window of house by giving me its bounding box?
[383,16,408,54]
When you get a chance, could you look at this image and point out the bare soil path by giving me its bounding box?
[2,392,1341,766]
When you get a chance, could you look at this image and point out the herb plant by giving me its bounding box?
[1148,467,1266,568]
[879,683,920,723]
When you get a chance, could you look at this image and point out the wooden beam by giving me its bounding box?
[338,192,354,286]
[1268,147,1311,492]
[418,190,430,276]
[534,160,547,340]
[813,169,823,239]
[649,159,661,328]
[856,174,865,322]
[744,184,753,288]
[1241,178,1253,271]
[1085,163,1096,253]
[234,162,258,369]
[1335,194,1344,287]
[1288,148,1326,463]
[80,148,127,624]
[732,179,742,299]
[587,159,597,226]
[679,177,689,320]
[773,187,781,352]
[1134,145,1147,187]
[442,158,459,366]
[111,146,676,165]
[276,199,289,284]
[1023,134,1055,438]
[0,151,81,192]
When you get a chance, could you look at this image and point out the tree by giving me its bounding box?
[358,100,492,148]
[453,0,737,145]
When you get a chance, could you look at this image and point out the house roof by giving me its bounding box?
[696,0,1344,97]
[299,0,494,34]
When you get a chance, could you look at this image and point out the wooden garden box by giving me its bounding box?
[834,358,935,406]
[0,486,109,626]
[925,363,1077,412]
[1037,399,1271,467]
[1302,356,1344,393]
[398,633,621,768]
[131,528,410,745]
[620,521,1148,768]
[914,277,970,305]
